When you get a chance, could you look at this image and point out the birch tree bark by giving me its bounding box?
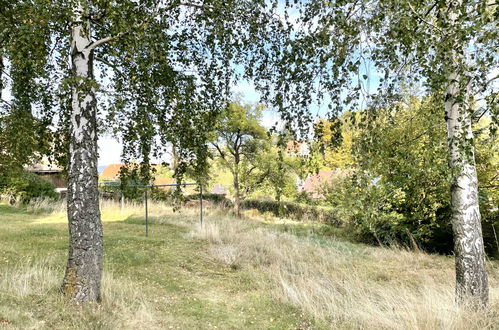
[445,73,489,306]
[61,3,103,302]
[444,1,488,306]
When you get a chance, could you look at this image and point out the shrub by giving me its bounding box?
[1,171,58,203]
[240,199,340,226]
[186,193,229,204]
[99,180,149,201]
[323,173,498,256]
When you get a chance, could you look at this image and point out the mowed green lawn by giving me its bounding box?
[0,202,314,329]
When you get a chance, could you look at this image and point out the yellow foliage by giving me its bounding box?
[317,114,358,169]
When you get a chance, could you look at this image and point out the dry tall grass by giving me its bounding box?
[0,257,161,329]
[0,257,60,298]
[182,214,499,329]
[22,197,145,214]
[6,198,499,328]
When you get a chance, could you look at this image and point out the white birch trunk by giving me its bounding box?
[61,3,103,302]
[445,72,489,306]
[444,1,488,306]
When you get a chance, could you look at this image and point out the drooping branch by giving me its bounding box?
[178,2,214,11]
[94,56,126,78]
[87,1,214,51]
[87,2,161,50]
[0,98,13,108]
[406,1,443,34]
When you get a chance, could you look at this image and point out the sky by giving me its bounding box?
[98,136,123,166]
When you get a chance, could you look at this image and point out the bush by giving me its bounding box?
[1,171,58,203]
[324,173,497,256]
[240,199,340,226]
[186,193,229,204]
[323,173,442,249]
[332,96,498,255]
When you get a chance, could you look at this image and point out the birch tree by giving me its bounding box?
[265,0,497,306]
[60,3,103,302]
[3,0,288,302]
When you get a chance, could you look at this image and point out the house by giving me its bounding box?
[100,163,174,190]
[211,184,228,195]
[299,169,348,199]
[100,163,163,181]
[25,162,66,189]
[100,163,127,181]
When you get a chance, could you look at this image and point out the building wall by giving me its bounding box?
[37,173,66,188]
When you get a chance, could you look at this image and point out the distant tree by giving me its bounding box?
[211,102,272,216]
[315,116,355,170]
[262,144,299,204]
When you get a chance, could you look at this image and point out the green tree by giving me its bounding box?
[315,115,356,170]
[327,94,498,252]
[260,142,299,204]
[0,0,53,178]
[211,102,271,216]
[343,96,454,250]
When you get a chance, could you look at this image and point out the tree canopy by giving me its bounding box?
[211,102,271,216]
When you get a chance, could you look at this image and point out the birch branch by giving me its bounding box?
[407,1,443,34]
[95,56,126,78]
[87,2,212,50]
[0,98,13,107]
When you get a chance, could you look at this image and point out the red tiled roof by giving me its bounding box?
[154,177,174,185]
[100,163,163,181]
[100,164,126,180]
[285,141,310,156]
[285,141,302,153]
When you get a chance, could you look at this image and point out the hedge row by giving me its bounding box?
[185,193,229,204]
[240,199,341,226]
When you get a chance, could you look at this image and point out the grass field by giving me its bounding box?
[0,199,498,329]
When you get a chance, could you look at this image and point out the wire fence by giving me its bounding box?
[101,182,204,237]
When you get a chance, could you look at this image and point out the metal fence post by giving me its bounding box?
[121,192,124,216]
[144,188,149,237]
[199,184,203,227]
